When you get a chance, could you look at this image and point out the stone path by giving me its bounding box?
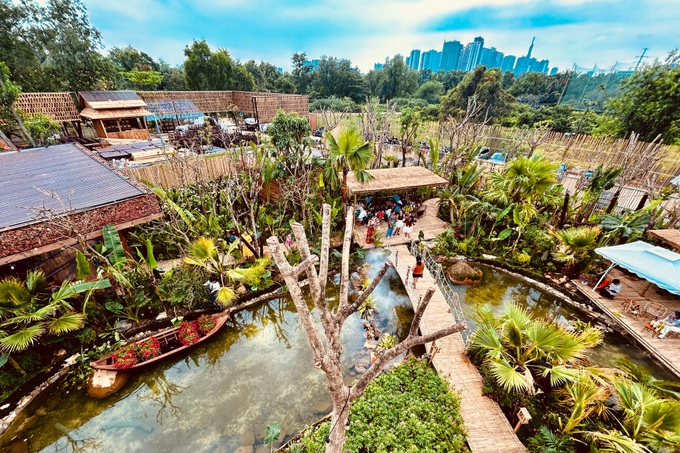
[389,244,527,453]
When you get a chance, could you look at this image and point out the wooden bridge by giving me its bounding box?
[388,244,527,453]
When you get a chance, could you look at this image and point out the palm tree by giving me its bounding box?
[324,125,374,204]
[470,303,602,395]
[551,225,601,277]
[484,153,562,250]
[0,271,87,354]
[599,200,659,245]
[184,237,271,307]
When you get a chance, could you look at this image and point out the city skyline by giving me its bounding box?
[73,0,678,74]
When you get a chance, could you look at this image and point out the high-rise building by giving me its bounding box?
[440,40,462,72]
[459,36,484,71]
[480,47,503,69]
[408,49,422,71]
[501,55,516,73]
[550,67,558,75]
[374,63,383,70]
[420,49,442,72]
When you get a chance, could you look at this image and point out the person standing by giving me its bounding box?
[412,257,425,289]
[385,216,395,238]
[395,215,404,236]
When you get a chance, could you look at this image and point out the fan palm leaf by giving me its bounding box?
[0,324,45,352]
[490,359,535,393]
[48,312,87,334]
[215,287,237,307]
[24,271,47,294]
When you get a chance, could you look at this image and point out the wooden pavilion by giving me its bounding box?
[78,91,152,140]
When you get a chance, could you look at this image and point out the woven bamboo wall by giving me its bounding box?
[253,94,309,123]
[137,91,309,121]
[138,91,235,113]
[121,153,237,188]
[477,125,680,188]
[14,92,79,122]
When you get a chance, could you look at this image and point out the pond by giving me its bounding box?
[452,263,675,380]
[0,261,413,453]
[2,255,673,452]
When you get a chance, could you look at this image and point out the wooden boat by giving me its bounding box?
[91,310,230,371]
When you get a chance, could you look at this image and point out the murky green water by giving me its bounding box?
[452,263,675,380]
[2,257,673,452]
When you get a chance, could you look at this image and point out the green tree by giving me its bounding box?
[183,40,235,90]
[291,52,312,94]
[415,80,444,104]
[311,56,366,103]
[109,46,159,72]
[124,70,164,90]
[605,51,680,144]
[441,66,512,120]
[324,124,374,203]
[0,0,114,91]
[233,63,256,91]
[376,55,418,100]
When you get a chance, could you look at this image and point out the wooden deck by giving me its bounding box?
[354,198,449,249]
[574,268,680,379]
[389,244,527,453]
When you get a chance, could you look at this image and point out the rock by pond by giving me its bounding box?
[446,260,483,285]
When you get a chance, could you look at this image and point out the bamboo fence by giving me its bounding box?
[121,153,237,188]
[478,125,680,189]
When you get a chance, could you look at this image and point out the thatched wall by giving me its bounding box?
[14,92,79,123]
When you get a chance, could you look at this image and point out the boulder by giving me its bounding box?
[446,261,483,286]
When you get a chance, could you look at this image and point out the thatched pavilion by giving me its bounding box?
[346,166,449,204]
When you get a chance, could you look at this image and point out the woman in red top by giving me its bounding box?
[412,257,425,288]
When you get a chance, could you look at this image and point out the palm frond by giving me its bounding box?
[48,312,87,334]
[0,324,45,352]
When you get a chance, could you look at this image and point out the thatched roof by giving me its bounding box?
[79,107,153,120]
[346,166,449,196]
[14,92,80,122]
[648,229,680,251]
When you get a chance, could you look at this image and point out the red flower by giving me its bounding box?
[178,321,201,346]
[196,315,216,336]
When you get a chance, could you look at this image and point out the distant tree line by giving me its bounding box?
[1,0,678,144]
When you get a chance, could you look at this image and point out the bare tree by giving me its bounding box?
[267,204,466,452]
[361,98,396,168]
[440,96,490,173]
[320,106,349,133]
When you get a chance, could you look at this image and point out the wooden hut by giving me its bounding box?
[78,91,152,140]
[346,166,449,203]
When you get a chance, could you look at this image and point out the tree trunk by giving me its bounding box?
[0,129,17,150]
[266,205,467,452]
[558,192,570,228]
[341,167,349,204]
[606,189,621,214]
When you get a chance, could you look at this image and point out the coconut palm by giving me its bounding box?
[0,271,87,353]
[324,125,374,204]
[470,303,602,395]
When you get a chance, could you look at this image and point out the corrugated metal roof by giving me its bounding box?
[0,143,145,230]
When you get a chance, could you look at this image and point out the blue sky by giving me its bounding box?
[78,0,678,73]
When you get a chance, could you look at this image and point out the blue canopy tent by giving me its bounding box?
[594,241,680,296]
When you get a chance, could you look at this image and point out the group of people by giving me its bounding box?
[651,310,680,339]
[357,194,423,244]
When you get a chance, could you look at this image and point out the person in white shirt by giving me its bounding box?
[204,276,221,306]
[598,278,621,299]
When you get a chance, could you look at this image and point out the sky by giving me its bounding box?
[78,0,679,73]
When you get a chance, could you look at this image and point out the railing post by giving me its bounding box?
[395,250,399,268]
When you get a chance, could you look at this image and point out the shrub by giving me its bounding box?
[137,336,161,361]
[302,357,467,451]
[112,346,139,369]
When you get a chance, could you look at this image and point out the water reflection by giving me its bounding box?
[3,253,414,453]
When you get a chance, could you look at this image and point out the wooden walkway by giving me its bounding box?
[574,268,680,379]
[354,198,449,249]
[389,245,527,453]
